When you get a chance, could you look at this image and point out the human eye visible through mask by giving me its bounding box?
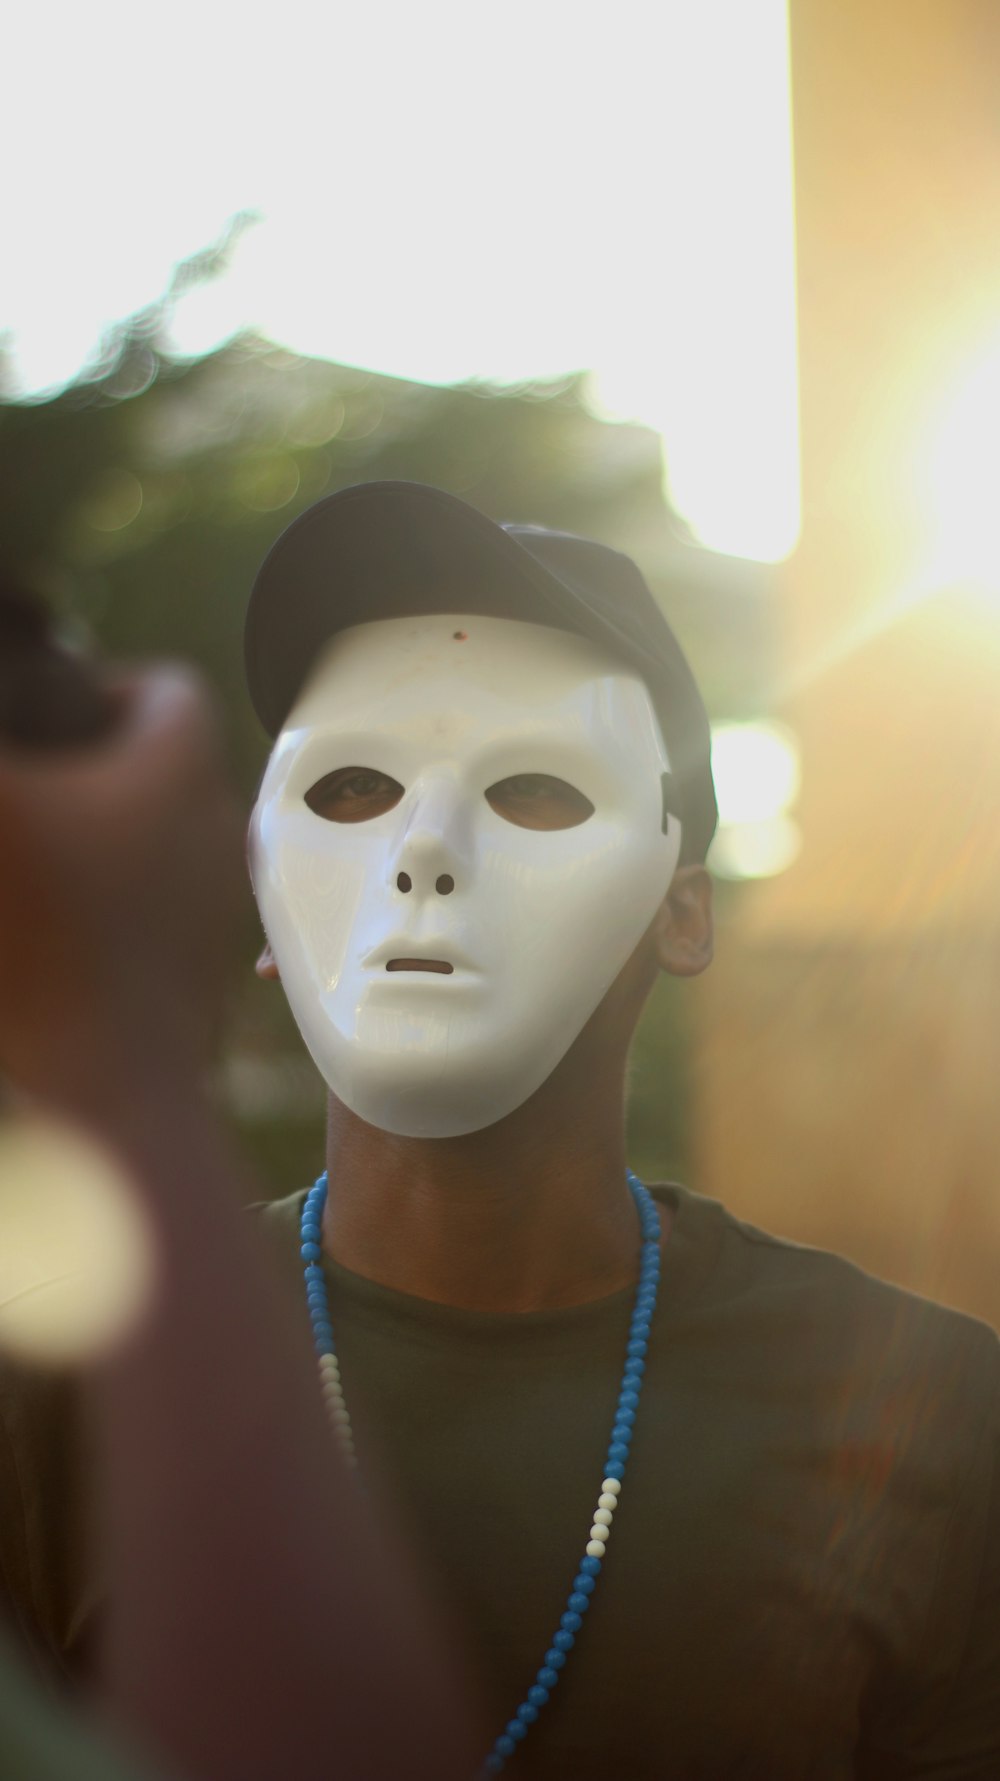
[305,767,405,823]
[484,773,595,831]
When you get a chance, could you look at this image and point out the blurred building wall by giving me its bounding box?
[693,0,1000,1327]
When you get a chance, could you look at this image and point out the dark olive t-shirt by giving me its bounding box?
[1,1185,998,1778]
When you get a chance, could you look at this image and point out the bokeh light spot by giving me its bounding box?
[709,721,801,880]
[234,453,301,511]
[82,468,144,533]
[0,1116,155,1365]
[287,396,346,447]
[710,814,802,880]
[711,720,801,825]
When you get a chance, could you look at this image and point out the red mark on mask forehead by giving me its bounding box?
[452,630,468,641]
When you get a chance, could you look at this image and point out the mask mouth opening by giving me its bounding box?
[386,958,454,975]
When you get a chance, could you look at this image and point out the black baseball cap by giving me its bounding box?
[245,480,717,863]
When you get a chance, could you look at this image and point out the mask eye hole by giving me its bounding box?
[484,773,594,831]
[305,766,404,823]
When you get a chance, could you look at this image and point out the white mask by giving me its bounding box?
[249,614,680,1138]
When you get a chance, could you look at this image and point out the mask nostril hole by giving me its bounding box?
[397,871,412,893]
[436,874,455,896]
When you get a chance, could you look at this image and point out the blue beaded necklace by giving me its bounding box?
[300,1168,661,1776]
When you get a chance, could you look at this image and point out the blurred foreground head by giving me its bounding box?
[246,482,716,1138]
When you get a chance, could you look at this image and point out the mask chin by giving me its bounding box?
[281,975,623,1139]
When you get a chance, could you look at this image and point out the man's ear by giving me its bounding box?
[255,942,280,982]
[650,864,713,979]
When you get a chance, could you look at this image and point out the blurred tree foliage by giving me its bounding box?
[0,275,774,1194]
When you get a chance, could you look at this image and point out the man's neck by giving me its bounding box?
[320,1066,643,1315]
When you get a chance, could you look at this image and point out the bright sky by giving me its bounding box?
[2,0,800,564]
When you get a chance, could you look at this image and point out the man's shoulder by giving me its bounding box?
[667,1182,1000,1410]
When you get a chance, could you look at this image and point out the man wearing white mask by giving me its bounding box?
[245,482,999,1778]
